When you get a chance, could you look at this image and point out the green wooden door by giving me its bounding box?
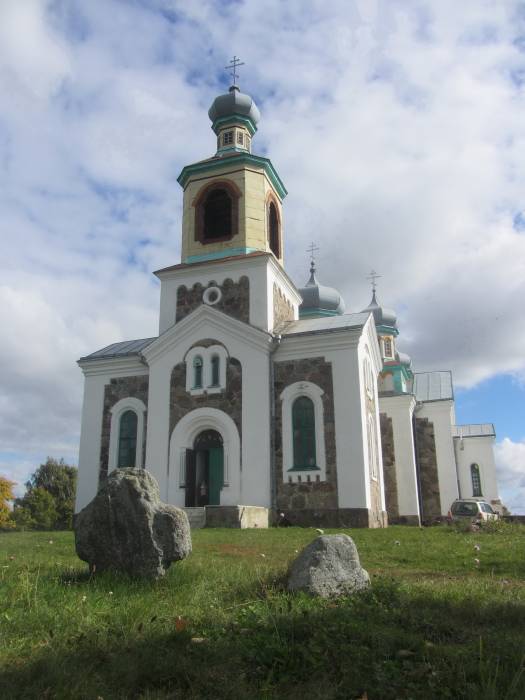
[208,447,224,506]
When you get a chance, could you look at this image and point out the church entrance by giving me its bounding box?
[185,429,224,507]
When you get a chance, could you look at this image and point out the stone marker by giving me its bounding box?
[287,534,370,598]
[75,468,191,579]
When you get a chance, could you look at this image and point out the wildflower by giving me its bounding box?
[108,591,114,596]
[48,540,54,545]
[474,558,480,567]
[315,528,324,534]
[294,549,299,554]
[260,553,266,558]
[9,555,15,560]
[394,540,401,546]
[81,595,87,602]
[474,544,480,551]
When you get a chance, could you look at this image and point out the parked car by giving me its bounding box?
[448,499,499,522]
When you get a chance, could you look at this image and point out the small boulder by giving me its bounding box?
[75,468,191,579]
[287,534,370,598]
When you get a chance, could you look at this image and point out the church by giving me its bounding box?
[75,73,503,528]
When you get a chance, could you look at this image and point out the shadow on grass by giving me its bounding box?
[2,577,524,700]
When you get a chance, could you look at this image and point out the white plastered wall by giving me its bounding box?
[142,305,273,508]
[75,359,149,512]
[416,400,459,515]
[453,435,500,504]
[275,325,373,511]
[379,393,419,520]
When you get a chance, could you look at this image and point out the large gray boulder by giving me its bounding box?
[287,534,370,598]
[75,468,191,579]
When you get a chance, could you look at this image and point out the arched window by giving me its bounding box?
[210,355,220,387]
[193,356,203,389]
[117,410,138,468]
[203,189,231,240]
[383,337,393,358]
[471,463,482,497]
[268,201,280,257]
[292,396,317,469]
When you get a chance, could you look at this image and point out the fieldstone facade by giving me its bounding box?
[176,277,250,324]
[273,283,294,327]
[414,416,441,521]
[380,413,399,522]
[169,356,242,441]
[273,357,338,519]
[99,375,149,485]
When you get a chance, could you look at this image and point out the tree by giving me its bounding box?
[0,477,16,530]
[17,488,58,530]
[14,458,77,530]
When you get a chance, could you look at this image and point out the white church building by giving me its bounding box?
[75,78,503,527]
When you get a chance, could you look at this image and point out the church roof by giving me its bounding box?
[413,371,453,402]
[208,85,261,126]
[79,337,155,362]
[277,312,369,337]
[360,290,397,329]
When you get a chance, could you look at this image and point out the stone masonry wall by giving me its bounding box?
[169,356,242,441]
[176,277,250,324]
[99,375,149,485]
[414,416,441,521]
[380,413,399,521]
[273,357,338,514]
[272,283,294,328]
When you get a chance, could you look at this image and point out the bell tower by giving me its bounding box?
[177,61,287,265]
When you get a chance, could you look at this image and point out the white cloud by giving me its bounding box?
[495,438,525,515]
[0,0,524,502]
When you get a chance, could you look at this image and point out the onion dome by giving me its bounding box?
[299,261,345,317]
[208,85,260,130]
[397,351,412,368]
[361,290,397,329]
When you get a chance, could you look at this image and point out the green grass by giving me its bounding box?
[1,524,525,699]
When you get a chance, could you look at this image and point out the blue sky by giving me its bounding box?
[0,0,524,512]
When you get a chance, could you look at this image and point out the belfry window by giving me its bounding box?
[193,356,203,389]
[384,338,393,358]
[292,396,317,470]
[117,410,138,468]
[223,131,233,145]
[210,355,220,387]
[203,189,232,240]
[268,201,280,258]
[471,463,482,497]
[237,131,244,145]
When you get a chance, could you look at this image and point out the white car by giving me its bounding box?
[448,499,499,522]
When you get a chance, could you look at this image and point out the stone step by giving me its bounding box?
[184,507,206,529]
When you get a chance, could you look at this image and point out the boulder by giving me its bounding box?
[75,468,191,579]
[287,534,370,598]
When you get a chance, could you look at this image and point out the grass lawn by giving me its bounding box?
[1,524,524,699]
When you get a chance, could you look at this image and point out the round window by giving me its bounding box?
[203,286,222,305]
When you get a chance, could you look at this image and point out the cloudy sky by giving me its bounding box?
[0,0,524,512]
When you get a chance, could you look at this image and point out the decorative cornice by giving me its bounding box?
[177,153,287,200]
[78,356,149,377]
[142,304,273,364]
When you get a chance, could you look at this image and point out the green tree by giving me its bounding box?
[17,488,58,530]
[14,458,77,530]
[0,476,16,530]
[26,458,77,529]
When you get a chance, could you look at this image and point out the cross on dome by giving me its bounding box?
[307,242,320,274]
[224,55,245,87]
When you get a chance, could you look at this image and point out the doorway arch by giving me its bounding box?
[168,408,241,506]
[186,429,224,507]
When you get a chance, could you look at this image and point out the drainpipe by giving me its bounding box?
[269,334,281,518]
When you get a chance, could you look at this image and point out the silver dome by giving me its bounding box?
[208,86,261,125]
[299,264,345,316]
[361,291,397,328]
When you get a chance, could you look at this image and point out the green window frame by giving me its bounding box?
[291,396,318,470]
[117,410,137,468]
[471,463,482,497]
[193,356,203,388]
[211,355,220,387]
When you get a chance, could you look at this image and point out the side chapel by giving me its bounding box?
[75,74,503,527]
